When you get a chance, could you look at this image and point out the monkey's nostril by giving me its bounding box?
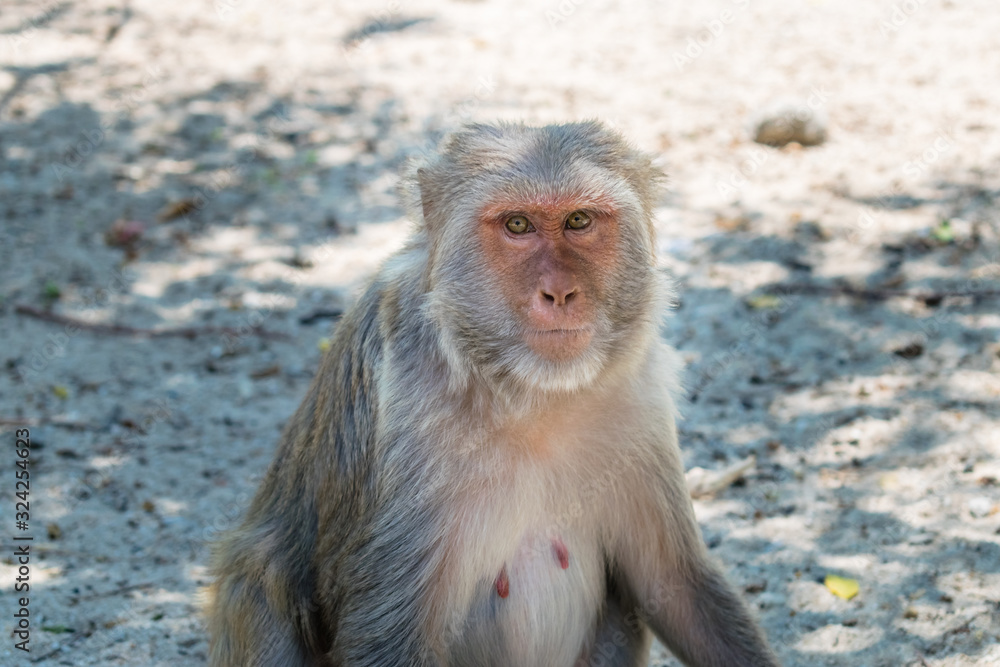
[543,292,556,303]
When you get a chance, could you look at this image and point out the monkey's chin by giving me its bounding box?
[512,350,604,395]
[510,330,605,394]
[524,329,594,363]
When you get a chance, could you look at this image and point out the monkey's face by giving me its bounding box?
[477,199,615,365]
[428,183,655,394]
[421,122,660,394]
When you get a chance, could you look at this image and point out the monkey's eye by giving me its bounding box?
[565,211,591,230]
[505,215,531,234]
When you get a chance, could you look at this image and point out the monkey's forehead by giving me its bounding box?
[477,187,624,219]
[445,120,628,155]
[470,163,641,216]
[422,122,656,217]
[439,121,641,177]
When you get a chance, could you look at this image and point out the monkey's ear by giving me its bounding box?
[416,167,437,227]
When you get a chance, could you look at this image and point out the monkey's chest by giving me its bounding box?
[447,525,605,667]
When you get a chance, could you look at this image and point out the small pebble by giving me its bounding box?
[752,105,827,147]
[968,497,994,518]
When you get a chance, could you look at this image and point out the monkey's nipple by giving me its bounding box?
[495,566,510,599]
[552,537,570,570]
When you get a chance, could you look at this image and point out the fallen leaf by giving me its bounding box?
[47,523,62,540]
[880,273,907,289]
[879,473,899,490]
[105,219,146,248]
[52,385,70,399]
[318,337,331,352]
[893,342,924,359]
[746,294,782,310]
[42,625,75,634]
[250,364,281,379]
[824,574,859,600]
[931,220,954,243]
[158,199,198,221]
[714,214,749,232]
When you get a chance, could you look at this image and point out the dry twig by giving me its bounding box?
[0,416,91,429]
[686,456,757,497]
[771,283,1000,301]
[14,304,290,341]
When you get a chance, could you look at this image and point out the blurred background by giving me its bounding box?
[1,1,998,665]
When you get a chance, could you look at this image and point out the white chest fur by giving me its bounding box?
[440,463,609,667]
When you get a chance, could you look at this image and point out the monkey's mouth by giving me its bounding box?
[524,328,593,361]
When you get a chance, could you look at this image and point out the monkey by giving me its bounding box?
[206,121,780,667]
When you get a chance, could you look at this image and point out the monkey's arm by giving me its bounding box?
[209,282,442,666]
[615,457,780,667]
[309,279,447,666]
[325,481,447,666]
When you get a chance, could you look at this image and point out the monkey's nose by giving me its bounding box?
[539,282,580,307]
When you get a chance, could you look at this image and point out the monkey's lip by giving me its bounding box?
[524,328,593,359]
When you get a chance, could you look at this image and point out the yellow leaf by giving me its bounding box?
[825,574,859,600]
[879,473,899,490]
[52,385,70,399]
[746,294,781,310]
[931,220,954,243]
[317,337,331,352]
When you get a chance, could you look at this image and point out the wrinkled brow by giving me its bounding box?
[478,192,620,221]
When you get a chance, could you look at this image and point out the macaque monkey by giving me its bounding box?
[207,121,779,666]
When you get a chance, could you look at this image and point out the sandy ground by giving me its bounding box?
[1,0,999,665]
